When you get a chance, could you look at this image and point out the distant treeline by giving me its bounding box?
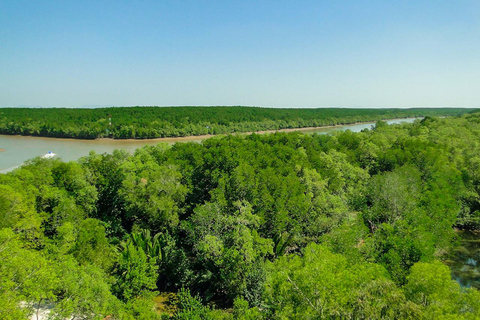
[0,106,475,139]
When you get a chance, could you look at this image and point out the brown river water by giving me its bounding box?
[0,118,417,173]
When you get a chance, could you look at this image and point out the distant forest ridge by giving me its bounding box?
[0,106,476,139]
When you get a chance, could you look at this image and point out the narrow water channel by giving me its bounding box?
[445,231,480,289]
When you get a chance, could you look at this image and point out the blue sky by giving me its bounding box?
[1,0,479,108]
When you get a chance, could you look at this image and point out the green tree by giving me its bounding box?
[264,243,418,319]
[114,242,158,302]
[405,261,480,318]
[70,218,116,271]
[186,200,272,303]
[120,152,187,231]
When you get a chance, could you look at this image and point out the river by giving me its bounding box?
[0,118,418,173]
[1,116,478,290]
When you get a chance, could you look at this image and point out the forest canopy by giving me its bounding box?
[0,106,475,139]
[1,112,480,319]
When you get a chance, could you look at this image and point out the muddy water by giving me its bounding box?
[0,118,418,173]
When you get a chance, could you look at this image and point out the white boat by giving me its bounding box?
[42,151,56,159]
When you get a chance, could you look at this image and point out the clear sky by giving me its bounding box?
[1,0,479,108]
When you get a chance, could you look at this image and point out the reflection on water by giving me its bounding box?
[445,231,480,289]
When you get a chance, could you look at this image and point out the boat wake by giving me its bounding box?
[42,151,56,159]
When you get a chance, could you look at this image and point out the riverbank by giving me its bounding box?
[0,117,421,143]
[0,106,468,140]
[0,118,420,173]
[94,117,421,143]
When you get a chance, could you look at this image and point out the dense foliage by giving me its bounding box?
[2,112,480,319]
[0,106,474,139]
